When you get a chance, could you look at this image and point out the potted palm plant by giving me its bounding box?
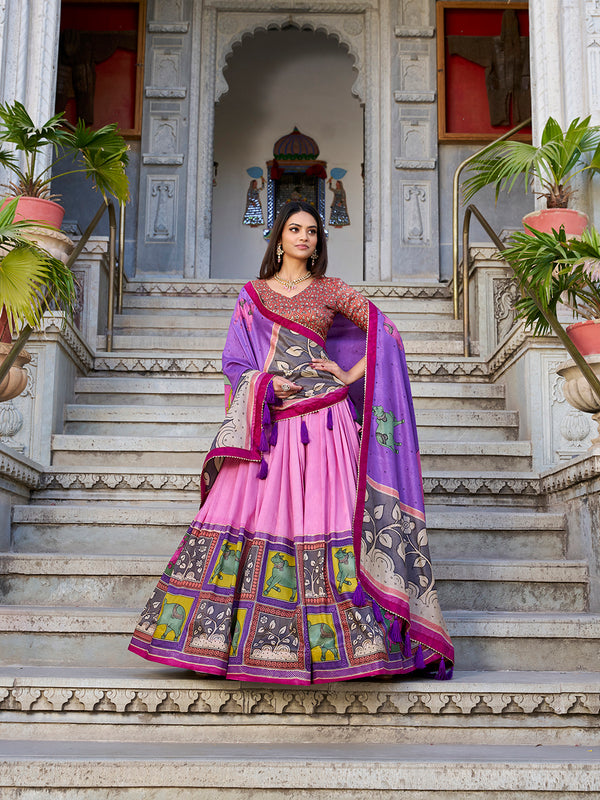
[500,224,600,436]
[0,198,77,401]
[0,100,130,227]
[463,116,600,236]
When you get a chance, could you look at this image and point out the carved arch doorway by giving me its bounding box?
[189,5,388,282]
[211,26,363,281]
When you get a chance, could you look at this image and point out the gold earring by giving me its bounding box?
[276,243,284,265]
[311,251,318,267]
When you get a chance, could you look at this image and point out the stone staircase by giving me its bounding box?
[1,280,599,797]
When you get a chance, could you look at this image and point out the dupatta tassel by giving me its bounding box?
[269,421,278,447]
[352,583,367,606]
[266,380,276,405]
[327,407,334,430]
[415,644,426,670]
[262,402,271,427]
[373,603,384,624]
[435,658,450,681]
[301,418,310,445]
[403,630,412,658]
[259,428,269,453]
[389,617,403,644]
[257,457,268,480]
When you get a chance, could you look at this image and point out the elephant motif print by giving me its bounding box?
[372,404,405,453]
[307,617,340,661]
[155,601,187,641]
[264,552,297,602]
[333,547,357,594]
[210,542,242,588]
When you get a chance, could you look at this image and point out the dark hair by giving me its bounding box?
[259,200,328,279]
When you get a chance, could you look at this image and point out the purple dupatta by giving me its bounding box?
[200,282,454,670]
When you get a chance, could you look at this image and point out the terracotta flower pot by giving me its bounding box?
[0,342,31,402]
[1,196,65,229]
[566,319,600,356]
[523,208,589,237]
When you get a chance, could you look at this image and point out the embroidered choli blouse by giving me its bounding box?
[252,277,369,341]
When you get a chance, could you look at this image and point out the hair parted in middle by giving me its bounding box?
[259,200,328,279]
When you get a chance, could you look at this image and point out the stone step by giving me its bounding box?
[1,608,599,671]
[96,333,467,356]
[1,740,597,797]
[112,313,463,338]
[1,667,599,747]
[123,293,454,315]
[74,376,228,406]
[73,375,507,410]
[0,554,586,612]
[32,467,543,505]
[49,435,532,471]
[11,505,566,560]
[90,351,492,379]
[62,404,519,441]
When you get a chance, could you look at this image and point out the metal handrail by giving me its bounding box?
[461,203,600,400]
[452,117,532,321]
[0,197,124,385]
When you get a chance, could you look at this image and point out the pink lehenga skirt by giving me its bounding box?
[129,400,442,684]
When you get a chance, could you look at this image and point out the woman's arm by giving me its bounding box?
[310,355,366,386]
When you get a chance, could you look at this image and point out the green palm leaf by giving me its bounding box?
[463,116,600,206]
[0,199,77,333]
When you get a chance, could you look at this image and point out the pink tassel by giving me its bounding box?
[262,403,271,427]
[403,630,412,658]
[352,583,366,606]
[415,644,425,669]
[259,429,269,453]
[266,381,275,404]
[269,421,278,447]
[327,407,333,430]
[389,618,403,644]
[435,658,448,680]
[373,603,383,623]
[258,458,268,479]
[301,419,309,444]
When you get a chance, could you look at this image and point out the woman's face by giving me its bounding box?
[279,211,318,261]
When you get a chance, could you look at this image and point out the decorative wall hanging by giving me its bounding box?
[328,168,350,228]
[243,167,266,227]
[265,128,327,234]
[436,1,531,142]
[56,0,146,137]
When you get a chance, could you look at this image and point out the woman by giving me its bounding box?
[129,201,454,684]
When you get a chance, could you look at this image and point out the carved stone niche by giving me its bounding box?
[401,182,430,246]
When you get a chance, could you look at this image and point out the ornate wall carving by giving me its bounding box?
[402,183,430,245]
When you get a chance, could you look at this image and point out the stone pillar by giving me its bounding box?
[390,0,439,280]
[135,0,193,275]
[0,0,61,181]
[529,0,600,213]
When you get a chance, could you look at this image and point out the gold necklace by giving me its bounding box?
[273,271,312,292]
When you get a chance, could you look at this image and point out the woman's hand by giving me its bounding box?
[312,355,366,386]
[311,357,351,385]
[272,375,302,399]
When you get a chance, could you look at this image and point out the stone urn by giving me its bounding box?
[0,342,31,402]
[557,354,600,446]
